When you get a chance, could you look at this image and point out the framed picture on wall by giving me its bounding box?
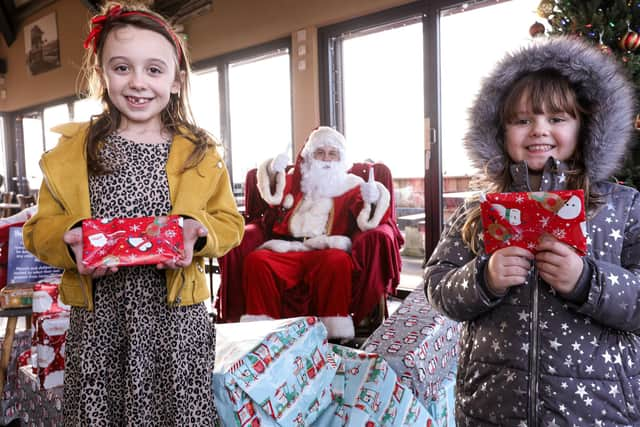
[24,12,60,76]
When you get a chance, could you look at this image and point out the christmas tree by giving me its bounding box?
[532,0,640,187]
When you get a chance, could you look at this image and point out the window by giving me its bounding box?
[73,98,102,123]
[191,68,221,143]
[439,0,543,221]
[228,51,292,185]
[191,39,293,206]
[319,4,428,274]
[319,0,543,266]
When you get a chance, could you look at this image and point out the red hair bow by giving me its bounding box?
[82,4,183,64]
[83,4,123,52]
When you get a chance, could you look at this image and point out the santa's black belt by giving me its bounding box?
[272,235,309,243]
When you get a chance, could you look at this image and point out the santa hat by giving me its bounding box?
[300,126,346,161]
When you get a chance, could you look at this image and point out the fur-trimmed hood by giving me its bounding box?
[465,36,636,183]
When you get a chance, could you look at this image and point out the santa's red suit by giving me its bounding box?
[240,128,390,339]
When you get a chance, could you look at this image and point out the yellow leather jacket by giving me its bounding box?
[23,122,244,310]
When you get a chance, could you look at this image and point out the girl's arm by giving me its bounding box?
[570,190,640,332]
[171,154,244,260]
[424,203,505,321]
[23,182,88,270]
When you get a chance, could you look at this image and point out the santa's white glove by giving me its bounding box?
[270,153,289,174]
[360,167,380,204]
[304,235,352,252]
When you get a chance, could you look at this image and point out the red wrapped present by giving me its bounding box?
[82,216,184,268]
[480,190,587,255]
[32,281,69,316]
[35,312,69,390]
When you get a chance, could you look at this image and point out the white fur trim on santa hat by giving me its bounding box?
[320,316,355,339]
[301,127,346,160]
[257,159,286,206]
[240,314,275,322]
[357,182,390,231]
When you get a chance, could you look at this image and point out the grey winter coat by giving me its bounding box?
[424,37,640,426]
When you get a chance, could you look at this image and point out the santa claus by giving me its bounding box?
[239,127,390,339]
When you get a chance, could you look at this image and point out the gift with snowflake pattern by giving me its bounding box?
[480,190,587,255]
[82,216,184,268]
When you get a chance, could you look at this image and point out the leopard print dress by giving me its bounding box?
[63,134,219,426]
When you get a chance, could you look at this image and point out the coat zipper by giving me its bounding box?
[528,269,540,426]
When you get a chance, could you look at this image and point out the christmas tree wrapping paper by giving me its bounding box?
[480,190,586,255]
[82,216,184,268]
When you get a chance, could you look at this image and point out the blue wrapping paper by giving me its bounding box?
[314,345,436,426]
[213,317,338,426]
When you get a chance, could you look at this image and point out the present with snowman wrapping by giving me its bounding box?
[480,189,587,255]
[82,216,184,268]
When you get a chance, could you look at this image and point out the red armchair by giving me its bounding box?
[215,162,404,329]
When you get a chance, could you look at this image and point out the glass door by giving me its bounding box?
[439,0,544,222]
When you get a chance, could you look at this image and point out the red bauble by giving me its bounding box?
[529,22,546,37]
[620,31,640,51]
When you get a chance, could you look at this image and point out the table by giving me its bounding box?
[0,307,31,396]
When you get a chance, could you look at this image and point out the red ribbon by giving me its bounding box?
[83,4,122,52]
[83,4,182,64]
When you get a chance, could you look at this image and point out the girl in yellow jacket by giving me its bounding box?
[23,2,243,425]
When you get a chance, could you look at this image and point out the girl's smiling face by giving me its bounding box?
[99,25,182,131]
[504,96,580,172]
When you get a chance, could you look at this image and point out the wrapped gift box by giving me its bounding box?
[82,216,184,268]
[213,317,338,426]
[362,288,461,407]
[18,365,63,426]
[34,312,69,389]
[314,344,435,426]
[215,317,437,426]
[0,330,30,425]
[31,280,68,373]
[480,189,586,254]
[426,369,456,427]
[0,286,33,309]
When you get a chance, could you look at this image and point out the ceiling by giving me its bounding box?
[0,0,213,46]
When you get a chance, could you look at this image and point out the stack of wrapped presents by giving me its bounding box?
[214,307,460,426]
[17,277,68,425]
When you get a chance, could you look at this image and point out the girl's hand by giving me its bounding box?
[157,218,208,270]
[535,234,583,294]
[63,228,118,278]
[486,246,534,295]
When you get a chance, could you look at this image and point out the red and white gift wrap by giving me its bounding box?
[31,281,68,376]
[35,313,69,389]
[82,216,184,268]
[480,189,587,255]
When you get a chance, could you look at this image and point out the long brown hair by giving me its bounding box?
[461,70,596,253]
[78,1,216,175]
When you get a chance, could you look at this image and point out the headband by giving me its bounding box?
[83,4,183,64]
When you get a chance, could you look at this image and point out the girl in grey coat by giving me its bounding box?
[424,37,640,426]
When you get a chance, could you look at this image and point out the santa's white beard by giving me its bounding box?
[301,159,349,199]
